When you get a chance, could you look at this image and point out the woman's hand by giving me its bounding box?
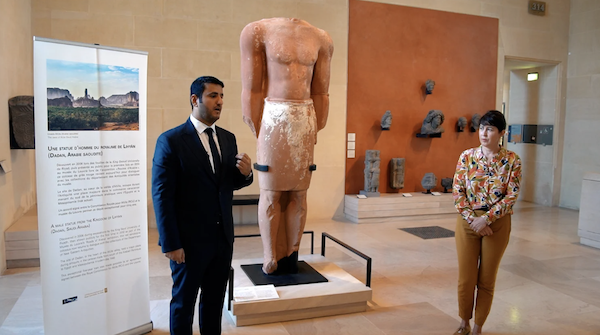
[470,217,493,236]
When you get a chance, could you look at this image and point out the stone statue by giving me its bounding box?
[425,79,435,94]
[381,110,392,130]
[470,113,481,132]
[441,177,453,193]
[8,96,35,149]
[421,172,437,193]
[360,150,380,196]
[421,110,445,134]
[457,117,467,132]
[389,158,405,189]
[240,18,333,275]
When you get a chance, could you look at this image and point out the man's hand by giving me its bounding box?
[470,217,493,237]
[165,248,185,264]
[236,153,252,177]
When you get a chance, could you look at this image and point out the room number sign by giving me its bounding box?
[528,1,546,16]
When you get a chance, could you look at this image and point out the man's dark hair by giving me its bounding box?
[480,110,506,132]
[190,76,224,108]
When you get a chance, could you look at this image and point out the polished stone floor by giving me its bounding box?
[1,203,600,334]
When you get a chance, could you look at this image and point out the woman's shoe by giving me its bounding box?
[453,325,471,335]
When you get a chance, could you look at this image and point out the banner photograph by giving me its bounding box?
[33,38,151,335]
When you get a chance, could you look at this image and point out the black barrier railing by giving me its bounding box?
[321,232,372,287]
[227,231,314,310]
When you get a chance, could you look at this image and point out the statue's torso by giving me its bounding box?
[261,19,325,100]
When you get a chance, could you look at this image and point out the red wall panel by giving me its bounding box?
[346,0,499,194]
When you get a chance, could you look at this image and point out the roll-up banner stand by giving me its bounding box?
[33,37,152,335]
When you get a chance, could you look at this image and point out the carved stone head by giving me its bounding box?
[425,79,435,94]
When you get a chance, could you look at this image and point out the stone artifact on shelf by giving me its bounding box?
[421,172,437,194]
[8,96,35,149]
[425,79,435,95]
[470,113,481,132]
[420,109,445,135]
[240,17,334,275]
[389,158,405,189]
[360,150,381,197]
[441,177,453,193]
[381,110,392,130]
[457,117,467,132]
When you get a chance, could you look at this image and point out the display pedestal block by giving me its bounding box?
[578,172,600,249]
[4,208,39,268]
[344,192,455,223]
[225,255,372,326]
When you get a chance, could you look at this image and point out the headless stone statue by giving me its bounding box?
[421,110,445,134]
[240,18,334,274]
[360,150,380,196]
[389,158,405,189]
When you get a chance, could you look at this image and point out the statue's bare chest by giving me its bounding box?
[264,29,319,66]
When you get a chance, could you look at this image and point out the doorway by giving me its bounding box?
[503,57,562,206]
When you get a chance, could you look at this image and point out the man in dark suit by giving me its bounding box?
[152,76,253,335]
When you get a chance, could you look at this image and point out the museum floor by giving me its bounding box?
[1,202,600,335]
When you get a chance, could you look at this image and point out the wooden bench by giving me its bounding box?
[232,194,259,206]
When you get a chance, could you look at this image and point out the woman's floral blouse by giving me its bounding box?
[453,146,522,225]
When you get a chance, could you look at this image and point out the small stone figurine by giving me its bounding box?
[381,110,392,130]
[441,178,453,193]
[421,172,437,194]
[470,113,481,132]
[421,110,445,134]
[425,79,435,95]
[360,150,381,197]
[457,117,467,132]
[389,158,405,189]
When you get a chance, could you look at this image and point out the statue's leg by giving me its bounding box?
[275,192,290,265]
[258,190,283,274]
[284,190,308,256]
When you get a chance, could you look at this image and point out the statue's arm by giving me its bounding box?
[240,22,265,138]
[311,31,334,132]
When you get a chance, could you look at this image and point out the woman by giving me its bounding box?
[452,110,522,335]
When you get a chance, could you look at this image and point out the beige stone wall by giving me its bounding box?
[27,0,574,222]
[31,0,349,223]
[0,0,35,273]
[560,0,600,209]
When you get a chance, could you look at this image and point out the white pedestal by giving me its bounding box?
[4,209,40,268]
[578,172,600,249]
[344,192,455,223]
[225,255,372,326]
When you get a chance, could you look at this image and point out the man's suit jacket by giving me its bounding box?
[151,119,253,256]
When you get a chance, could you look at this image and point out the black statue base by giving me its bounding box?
[443,188,451,193]
[422,189,432,194]
[241,260,328,287]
